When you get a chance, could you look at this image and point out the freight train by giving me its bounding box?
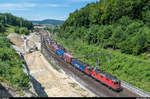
[43,32,122,91]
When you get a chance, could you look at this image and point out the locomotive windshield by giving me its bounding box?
[114,81,120,85]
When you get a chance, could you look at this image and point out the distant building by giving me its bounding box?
[33,25,46,29]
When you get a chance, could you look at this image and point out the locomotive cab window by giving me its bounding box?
[114,81,120,85]
[106,78,109,81]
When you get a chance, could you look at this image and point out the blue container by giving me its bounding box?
[72,59,85,71]
[56,49,64,57]
[80,65,85,71]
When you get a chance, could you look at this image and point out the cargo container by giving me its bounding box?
[72,59,85,71]
[63,53,74,64]
[56,49,64,57]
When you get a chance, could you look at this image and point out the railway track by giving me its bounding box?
[121,80,150,97]
[40,34,142,97]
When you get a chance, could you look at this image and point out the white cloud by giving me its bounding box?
[0,3,37,11]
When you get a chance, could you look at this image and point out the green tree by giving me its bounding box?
[14,26,19,33]
[19,27,29,35]
[0,24,6,33]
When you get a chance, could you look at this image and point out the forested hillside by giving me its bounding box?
[58,0,150,55]
[53,0,150,92]
[0,13,33,91]
[0,13,33,34]
[32,19,64,26]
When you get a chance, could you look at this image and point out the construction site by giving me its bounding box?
[7,32,95,97]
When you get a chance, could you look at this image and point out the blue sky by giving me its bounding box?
[0,0,99,21]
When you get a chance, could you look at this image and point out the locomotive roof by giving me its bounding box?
[95,69,119,81]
